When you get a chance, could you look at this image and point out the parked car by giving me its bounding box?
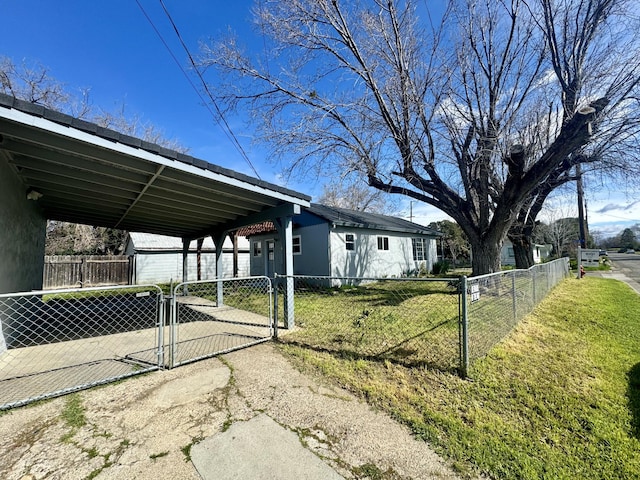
[599,249,608,256]
[627,249,636,254]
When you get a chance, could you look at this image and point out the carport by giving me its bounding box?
[0,93,310,408]
[0,92,309,321]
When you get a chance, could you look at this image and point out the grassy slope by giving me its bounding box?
[280,277,640,479]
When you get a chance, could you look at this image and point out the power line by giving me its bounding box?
[135,0,261,179]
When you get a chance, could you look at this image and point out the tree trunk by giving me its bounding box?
[469,239,502,276]
[512,237,533,269]
[507,231,534,269]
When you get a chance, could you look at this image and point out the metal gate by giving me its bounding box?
[169,276,274,368]
[0,276,274,410]
[0,284,164,409]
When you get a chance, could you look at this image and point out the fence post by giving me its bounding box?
[273,275,279,339]
[80,257,86,288]
[169,293,176,369]
[532,268,537,305]
[157,293,165,368]
[512,271,517,323]
[460,276,469,378]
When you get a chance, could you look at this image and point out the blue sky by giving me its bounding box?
[2,1,281,182]
[2,0,638,238]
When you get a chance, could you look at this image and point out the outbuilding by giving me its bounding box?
[124,232,250,285]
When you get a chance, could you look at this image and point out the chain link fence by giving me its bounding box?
[464,258,570,367]
[170,276,273,368]
[274,276,463,372]
[0,285,164,409]
[0,260,570,409]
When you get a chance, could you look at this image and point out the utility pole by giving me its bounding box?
[576,164,588,248]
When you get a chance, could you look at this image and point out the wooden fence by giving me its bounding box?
[43,256,132,289]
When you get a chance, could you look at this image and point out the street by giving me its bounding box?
[608,252,640,285]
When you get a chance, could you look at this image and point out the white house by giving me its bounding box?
[501,239,552,266]
[246,204,442,282]
[125,233,250,285]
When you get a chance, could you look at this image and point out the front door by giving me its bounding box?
[266,240,276,277]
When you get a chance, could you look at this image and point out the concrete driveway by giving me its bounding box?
[0,342,459,480]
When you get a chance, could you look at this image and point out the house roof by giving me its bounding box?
[307,204,443,236]
[0,93,310,240]
[127,232,250,252]
[236,204,443,238]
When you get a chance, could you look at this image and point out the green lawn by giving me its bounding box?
[279,280,462,372]
[280,277,640,479]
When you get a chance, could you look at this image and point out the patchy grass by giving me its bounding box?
[281,277,640,479]
[149,451,170,461]
[279,279,462,372]
[181,436,203,463]
[60,394,86,429]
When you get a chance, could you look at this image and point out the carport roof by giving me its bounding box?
[0,94,310,240]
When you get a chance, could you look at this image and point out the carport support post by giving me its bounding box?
[212,231,229,307]
[181,238,189,295]
[275,212,297,329]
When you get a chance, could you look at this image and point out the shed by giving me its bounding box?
[125,232,250,284]
[501,240,552,266]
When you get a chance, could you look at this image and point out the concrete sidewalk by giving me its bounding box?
[191,414,344,480]
[0,342,459,480]
[588,270,640,294]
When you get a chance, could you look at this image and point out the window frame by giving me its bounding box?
[412,238,426,261]
[345,233,355,251]
[292,235,302,255]
[377,236,389,251]
[252,240,262,257]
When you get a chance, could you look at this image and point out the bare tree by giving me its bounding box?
[317,177,399,214]
[2,56,189,254]
[202,0,639,274]
[507,0,640,267]
[536,194,580,258]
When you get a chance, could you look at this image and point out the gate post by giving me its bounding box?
[169,292,176,369]
[460,276,469,378]
[273,275,279,339]
[157,293,166,368]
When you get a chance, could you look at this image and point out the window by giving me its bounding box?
[293,235,302,255]
[412,238,426,261]
[253,241,262,257]
[377,236,389,251]
[507,247,514,258]
[345,233,355,251]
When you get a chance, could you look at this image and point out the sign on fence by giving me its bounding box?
[470,284,480,303]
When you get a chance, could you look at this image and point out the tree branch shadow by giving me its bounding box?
[627,362,640,439]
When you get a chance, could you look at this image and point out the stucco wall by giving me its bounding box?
[0,155,46,354]
[0,156,46,294]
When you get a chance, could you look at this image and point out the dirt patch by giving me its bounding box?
[0,343,460,479]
